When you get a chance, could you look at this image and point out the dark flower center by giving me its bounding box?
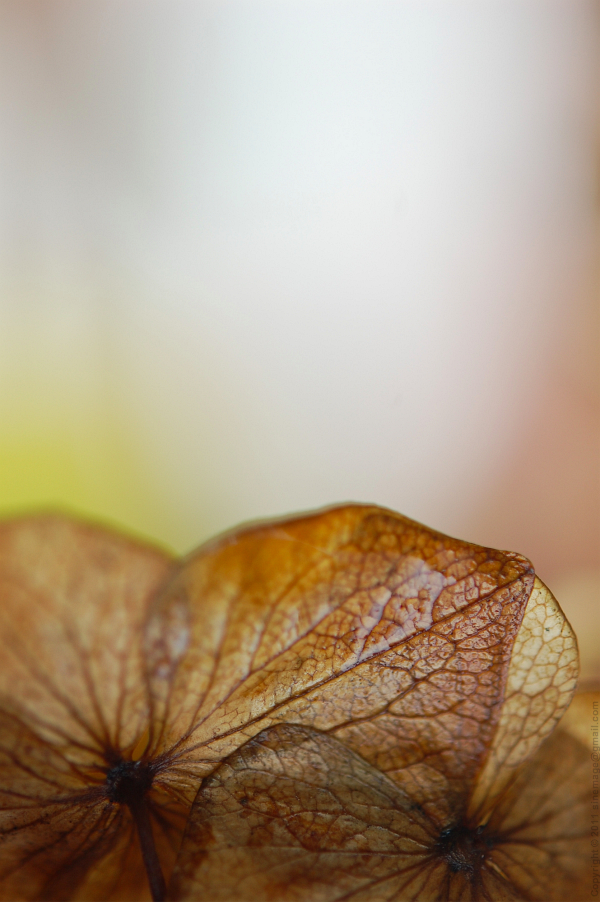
[105,759,154,806]
[104,759,165,901]
[434,822,494,875]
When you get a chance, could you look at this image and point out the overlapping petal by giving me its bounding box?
[0,506,580,900]
[0,516,179,900]
[170,712,589,901]
[146,506,550,825]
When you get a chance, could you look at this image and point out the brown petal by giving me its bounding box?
[169,716,592,902]
[481,687,596,901]
[0,515,176,900]
[146,505,539,822]
[168,723,437,902]
[468,577,578,821]
[0,506,580,901]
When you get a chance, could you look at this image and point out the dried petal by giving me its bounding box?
[146,506,537,824]
[468,577,578,820]
[169,724,437,902]
[0,516,178,900]
[0,506,578,900]
[171,717,590,901]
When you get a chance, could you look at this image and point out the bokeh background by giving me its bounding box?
[1,1,598,680]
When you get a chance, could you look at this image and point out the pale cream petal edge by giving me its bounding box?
[468,576,579,821]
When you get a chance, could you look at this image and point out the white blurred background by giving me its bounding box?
[0,2,598,678]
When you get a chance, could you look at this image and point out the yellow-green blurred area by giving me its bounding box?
[0,1,598,681]
[0,402,174,552]
[0,293,192,552]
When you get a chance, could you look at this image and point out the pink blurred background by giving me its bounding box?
[0,2,598,679]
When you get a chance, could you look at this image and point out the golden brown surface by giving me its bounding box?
[0,516,181,900]
[147,507,574,828]
[0,506,581,900]
[170,719,589,902]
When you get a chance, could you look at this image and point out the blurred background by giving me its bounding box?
[0,1,598,679]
